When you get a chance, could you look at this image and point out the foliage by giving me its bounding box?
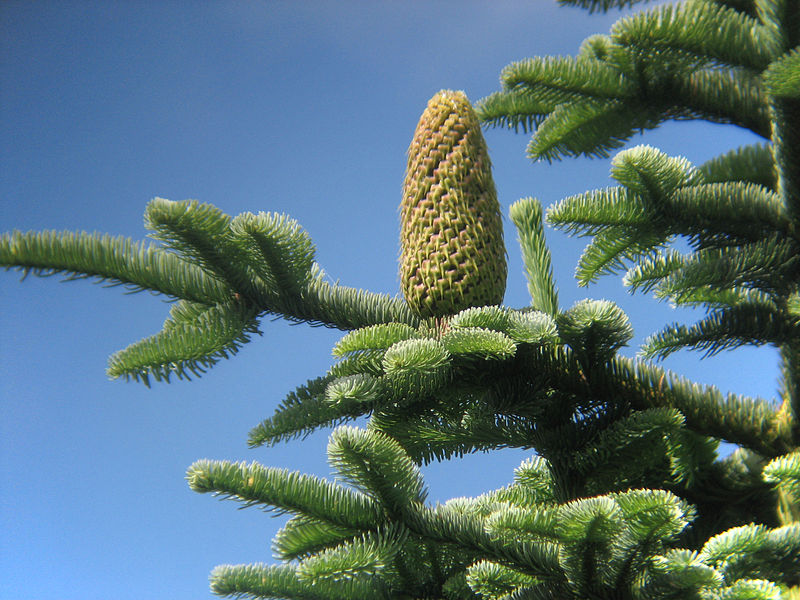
[2,0,799,598]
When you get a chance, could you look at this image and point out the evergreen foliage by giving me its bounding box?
[2,0,799,598]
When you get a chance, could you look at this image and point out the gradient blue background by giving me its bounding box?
[1,2,778,598]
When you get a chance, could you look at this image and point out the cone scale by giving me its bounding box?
[400,90,506,319]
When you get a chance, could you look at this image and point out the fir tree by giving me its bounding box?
[2,0,800,598]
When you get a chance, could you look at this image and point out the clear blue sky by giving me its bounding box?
[0,2,778,599]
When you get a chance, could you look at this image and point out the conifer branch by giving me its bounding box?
[699,522,800,587]
[609,357,792,456]
[698,143,777,190]
[611,2,778,72]
[2,202,421,384]
[555,497,631,591]
[626,254,781,311]
[296,270,419,330]
[144,198,254,294]
[761,46,800,443]
[500,56,635,103]
[186,459,383,530]
[642,302,796,359]
[210,564,320,600]
[622,250,686,294]
[247,376,368,448]
[510,198,560,315]
[757,0,800,51]
[273,515,358,561]
[779,342,800,447]
[547,144,796,329]
[401,502,563,580]
[484,504,560,544]
[146,199,419,330]
[295,525,406,593]
[568,407,716,490]
[556,299,633,366]
[547,186,651,235]
[763,48,800,222]
[325,374,384,407]
[651,236,799,302]
[763,451,800,498]
[645,549,725,597]
[476,90,548,134]
[480,18,773,162]
[210,562,388,600]
[332,324,421,357]
[528,97,658,161]
[611,145,700,196]
[668,182,788,242]
[465,560,540,600]
[674,287,777,311]
[367,403,538,465]
[556,0,653,12]
[0,230,231,304]
[107,300,261,385]
[327,427,428,514]
[229,211,316,297]
[574,226,666,285]
[441,327,517,360]
[676,67,771,136]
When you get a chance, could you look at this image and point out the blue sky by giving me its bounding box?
[0,2,779,599]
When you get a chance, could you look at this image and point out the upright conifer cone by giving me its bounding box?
[400,90,506,318]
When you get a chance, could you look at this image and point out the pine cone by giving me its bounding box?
[400,90,506,318]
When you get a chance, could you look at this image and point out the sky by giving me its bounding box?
[0,2,780,599]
